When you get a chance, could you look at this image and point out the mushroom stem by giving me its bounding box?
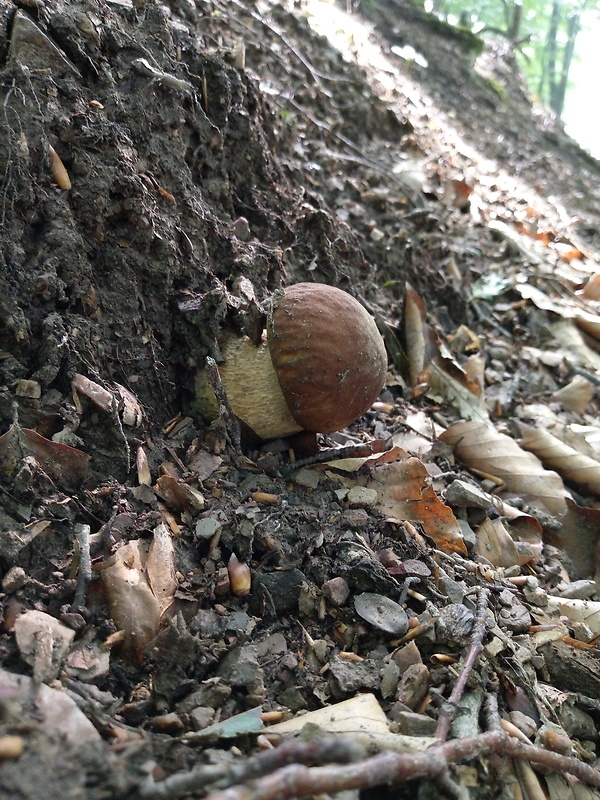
[195,335,303,440]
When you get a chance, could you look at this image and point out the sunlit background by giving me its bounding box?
[563,11,600,159]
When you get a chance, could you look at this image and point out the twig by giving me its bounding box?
[71,523,92,613]
[435,586,490,742]
[201,730,600,800]
[483,689,502,732]
[140,737,366,799]
[204,356,242,454]
[279,439,388,476]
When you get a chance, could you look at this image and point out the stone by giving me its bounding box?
[347,486,378,508]
[392,710,437,736]
[217,645,262,688]
[322,577,350,607]
[396,663,430,710]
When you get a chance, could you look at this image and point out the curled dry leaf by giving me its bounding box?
[49,145,71,190]
[100,523,177,656]
[145,522,177,617]
[155,474,205,511]
[136,445,152,486]
[439,421,569,516]
[366,457,467,554]
[545,500,600,580]
[0,422,90,488]
[518,423,600,497]
[404,283,488,422]
[550,375,595,414]
[475,517,520,568]
[115,384,144,427]
[72,373,114,412]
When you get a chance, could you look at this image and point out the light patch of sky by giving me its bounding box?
[562,11,600,160]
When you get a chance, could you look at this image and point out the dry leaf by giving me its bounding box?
[475,518,520,568]
[570,424,600,460]
[100,522,177,657]
[101,539,161,657]
[546,500,600,580]
[404,284,488,421]
[0,422,90,488]
[266,693,435,754]
[155,474,205,510]
[518,423,600,497]
[550,376,595,414]
[366,458,467,554]
[146,522,178,617]
[546,596,600,636]
[440,421,569,516]
[580,273,600,301]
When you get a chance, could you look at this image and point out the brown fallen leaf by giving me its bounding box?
[404,284,488,422]
[146,522,178,617]
[550,376,595,414]
[475,517,520,568]
[100,523,177,658]
[0,422,90,488]
[440,421,569,516]
[545,500,600,580]
[518,423,600,497]
[366,457,467,555]
[155,474,205,511]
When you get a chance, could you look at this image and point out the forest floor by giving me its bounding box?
[2,0,600,798]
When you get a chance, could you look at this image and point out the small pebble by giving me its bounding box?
[293,469,320,489]
[391,641,423,673]
[190,707,216,731]
[322,577,350,607]
[559,580,597,600]
[146,713,185,734]
[2,567,27,593]
[347,486,378,508]
[392,710,437,736]
[340,509,370,529]
[396,663,429,710]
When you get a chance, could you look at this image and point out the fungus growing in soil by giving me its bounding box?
[196,282,388,440]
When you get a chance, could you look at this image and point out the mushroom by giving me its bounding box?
[196,282,387,440]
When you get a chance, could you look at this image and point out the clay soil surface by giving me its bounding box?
[2,0,600,798]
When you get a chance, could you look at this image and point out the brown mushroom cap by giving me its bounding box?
[267,283,387,433]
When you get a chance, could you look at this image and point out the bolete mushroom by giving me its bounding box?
[196,282,387,440]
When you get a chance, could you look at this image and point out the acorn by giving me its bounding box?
[196,282,387,439]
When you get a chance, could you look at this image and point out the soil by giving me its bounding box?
[1,0,600,798]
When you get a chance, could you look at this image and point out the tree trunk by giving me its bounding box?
[554,5,585,116]
[544,0,561,111]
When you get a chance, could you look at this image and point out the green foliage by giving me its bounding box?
[427,0,600,114]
